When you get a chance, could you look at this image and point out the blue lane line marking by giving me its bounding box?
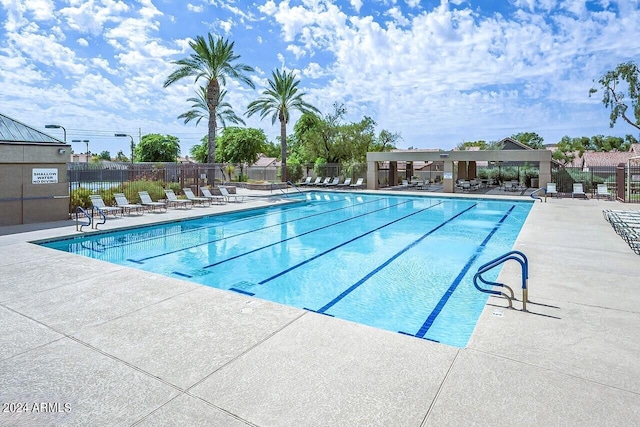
[172,271,193,278]
[203,199,417,270]
[130,197,384,264]
[411,205,516,339]
[127,259,144,264]
[303,308,335,317]
[315,203,477,314]
[229,288,255,296]
[259,201,445,285]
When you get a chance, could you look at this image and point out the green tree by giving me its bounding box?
[114,150,129,162]
[219,127,267,179]
[262,140,281,158]
[511,132,545,149]
[190,136,209,163]
[370,129,401,152]
[97,150,111,160]
[135,134,180,162]
[246,68,319,182]
[164,34,254,169]
[178,86,245,129]
[590,61,640,132]
[455,140,489,150]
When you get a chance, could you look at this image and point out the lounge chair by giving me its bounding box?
[200,187,226,204]
[336,178,352,188]
[596,184,612,200]
[114,193,145,215]
[546,183,558,199]
[572,183,587,199]
[183,188,211,207]
[324,177,340,187]
[89,194,122,217]
[138,191,167,212]
[219,186,245,203]
[350,178,365,189]
[309,177,322,186]
[297,177,312,186]
[315,177,331,186]
[164,189,193,209]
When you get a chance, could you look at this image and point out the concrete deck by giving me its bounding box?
[1,189,639,426]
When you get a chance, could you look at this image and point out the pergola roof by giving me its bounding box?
[0,113,64,144]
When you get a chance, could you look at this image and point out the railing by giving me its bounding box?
[286,181,303,194]
[473,250,529,311]
[93,206,107,229]
[529,187,546,202]
[75,206,92,232]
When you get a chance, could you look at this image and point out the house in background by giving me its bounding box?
[0,113,71,226]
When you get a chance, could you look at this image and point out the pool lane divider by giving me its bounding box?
[309,203,477,315]
[203,198,422,270]
[260,200,446,286]
[127,196,385,264]
[403,204,516,340]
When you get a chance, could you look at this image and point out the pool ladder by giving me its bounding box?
[473,250,529,311]
[530,187,546,202]
[75,206,107,232]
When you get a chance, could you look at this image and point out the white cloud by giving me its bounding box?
[187,3,204,13]
[286,44,306,59]
[302,62,324,78]
[350,0,363,13]
[77,37,88,46]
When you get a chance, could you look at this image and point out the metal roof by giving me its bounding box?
[0,113,64,144]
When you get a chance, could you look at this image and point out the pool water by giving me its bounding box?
[39,192,532,347]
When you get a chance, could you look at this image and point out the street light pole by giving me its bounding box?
[114,134,135,164]
[45,124,66,142]
[72,139,90,163]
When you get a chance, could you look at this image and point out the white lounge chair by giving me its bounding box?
[350,178,365,189]
[89,194,122,217]
[219,186,245,203]
[138,191,167,212]
[297,177,312,186]
[572,183,587,199]
[596,184,612,200]
[200,187,226,204]
[324,177,340,187]
[114,193,145,215]
[336,178,352,188]
[164,189,193,209]
[315,177,331,186]
[309,177,322,186]
[546,183,558,198]
[183,188,211,207]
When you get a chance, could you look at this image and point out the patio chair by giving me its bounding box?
[350,178,365,189]
[336,178,352,188]
[183,188,211,207]
[219,186,245,203]
[89,194,122,217]
[596,184,612,200]
[572,183,587,199]
[114,193,145,215]
[504,181,514,192]
[164,189,193,209]
[309,177,322,186]
[546,183,558,198]
[324,177,340,187]
[315,177,331,186]
[200,187,226,204]
[297,177,312,186]
[138,191,167,212]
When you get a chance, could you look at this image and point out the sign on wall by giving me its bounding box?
[32,168,58,184]
[443,172,453,180]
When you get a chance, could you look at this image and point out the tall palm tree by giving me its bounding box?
[246,68,319,182]
[164,34,254,166]
[178,86,246,128]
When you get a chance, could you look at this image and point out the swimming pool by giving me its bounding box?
[39,192,532,347]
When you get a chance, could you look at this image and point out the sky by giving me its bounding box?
[1,0,640,158]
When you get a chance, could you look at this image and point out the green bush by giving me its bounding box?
[122,180,166,203]
[70,187,92,212]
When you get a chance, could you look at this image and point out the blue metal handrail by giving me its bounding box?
[286,181,303,193]
[75,206,91,232]
[92,206,107,229]
[473,250,529,311]
[530,187,546,202]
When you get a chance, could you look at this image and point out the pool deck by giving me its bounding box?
[1,189,639,426]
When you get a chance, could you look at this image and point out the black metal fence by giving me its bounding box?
[551,164,640,203]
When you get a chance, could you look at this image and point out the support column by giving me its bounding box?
[367,160,378,190]
[458,161,467,180]
[443,160,454,193]
[468,161,477,180]
[389,161,398,187]
[538,160,551,189]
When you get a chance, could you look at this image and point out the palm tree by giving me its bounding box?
[164,34,254,167]
[178,86,246,128]
[246,68,319,182]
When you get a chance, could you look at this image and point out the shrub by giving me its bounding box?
[70,187,92,212]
